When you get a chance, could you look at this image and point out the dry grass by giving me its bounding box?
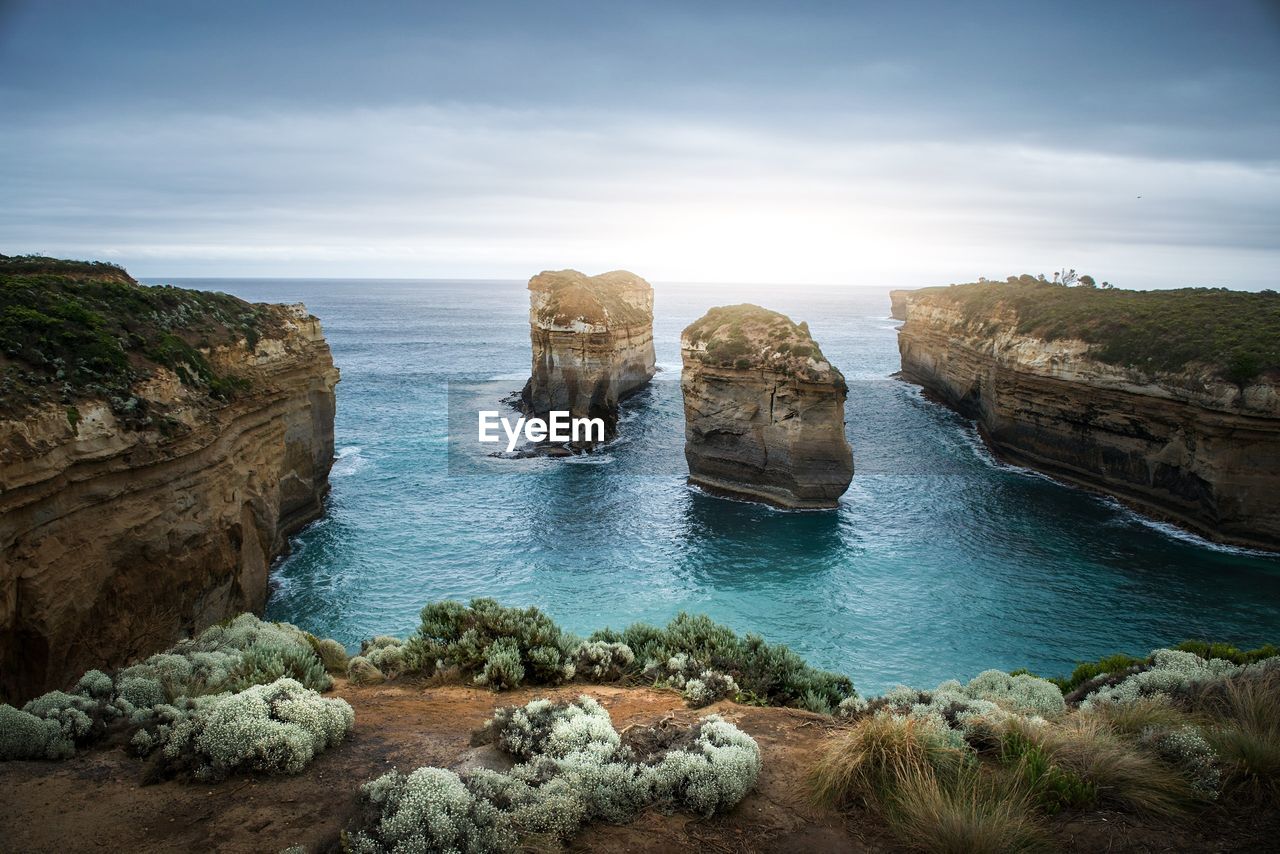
[1194,669,1280,796]
[887,767,1047,854]
[808,714,966,809]
[1091,696,1201,738]
[1014,716,1197,819]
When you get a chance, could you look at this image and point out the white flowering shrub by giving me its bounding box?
[1080,649,1242,708]
[112,614,333,705]
[0,704,74,760]
[647,714,763,816]
[835,695,869,719]
[682,671,739,709]
[74,670,114,700]
[347,696,761,852]
[1139,724,1221,796]
[574,641,635,682]
[159,677,353,781]
[862,670,1062,751]
[965,670,1066,717]
[346,766,514,854]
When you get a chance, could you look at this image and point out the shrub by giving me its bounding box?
[1,615,349,765]
[347,656,385,685]
[0,257,276,425]
[1174,641,1280,666]
[863,671,1063,749]
[965,670,1065,718]
[346,696,760,852]
[1079,649,1243,708]
[345,767,514,854]
[475,637,527,690]
[0,704,74,760]
[1011,717,1195,818]
[1139,725,1221,796]
[595,611,856,712]
[306,633,350,673]
[404,599,577,688]
[159,677,353,781]
[908,280,1280,381]
[1000,728,1098,812]
[73,670,114,700]
[359,637,410,679]
[682,671,739,708]
[573,641,634,682]
[118,614,333,702]
[1193,667,1280,796]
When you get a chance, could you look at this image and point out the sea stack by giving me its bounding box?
[681,304,853,509]
[521,269,656,445]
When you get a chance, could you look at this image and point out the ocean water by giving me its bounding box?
[150,278,1280,694]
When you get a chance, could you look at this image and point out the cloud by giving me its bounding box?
[2,102,1278,287]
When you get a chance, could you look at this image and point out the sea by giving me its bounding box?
[143,278,1280,695]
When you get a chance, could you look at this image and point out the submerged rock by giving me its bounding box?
[520,269,656,446]
[680,304,853,509]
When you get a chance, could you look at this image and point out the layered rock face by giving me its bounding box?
[889,290,914,320]
[0,265,338,700]
[681,305,853,509]
[520,269,656,443]
[897,293,1280,550]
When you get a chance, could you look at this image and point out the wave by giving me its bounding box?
[331,445,368,478]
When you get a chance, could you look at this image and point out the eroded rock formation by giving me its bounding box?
[520,269,656,444]
[896,289,1280,550]
[889,289,914,320]
[0,263,338,700]
[681,305,853,509]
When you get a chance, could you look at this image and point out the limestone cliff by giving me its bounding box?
[681,305,853,509]
[896,286,1280,550]
[889,289,914,320]
[0,258,338,700]
[520,269,656,444]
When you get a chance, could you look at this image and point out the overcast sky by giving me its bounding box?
[1,0,1278,287]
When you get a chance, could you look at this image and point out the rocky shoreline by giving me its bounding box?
[895,284,1280,550]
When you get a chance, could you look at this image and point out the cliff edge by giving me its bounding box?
[0,256,338,700]
[681,304,853,509]
[520,269,656,445]
[895,280,1280,550]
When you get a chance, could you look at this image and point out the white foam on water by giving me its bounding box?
[331,445,367,478]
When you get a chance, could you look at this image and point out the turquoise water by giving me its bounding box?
[152,278,1280,694]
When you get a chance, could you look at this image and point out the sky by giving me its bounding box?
[1,0,1278,288]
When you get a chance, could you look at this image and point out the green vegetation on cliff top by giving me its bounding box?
[911,280,1280,383]
[0,254,282,426]
[683,303,839,379]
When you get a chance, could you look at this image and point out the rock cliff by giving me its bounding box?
[681,305,853,509]
[520,269,656,445]
[896,284,1280,550]
[0,258,338,700]
[889,289,914,320]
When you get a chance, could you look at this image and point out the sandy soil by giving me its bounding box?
[0,680,1274,853]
